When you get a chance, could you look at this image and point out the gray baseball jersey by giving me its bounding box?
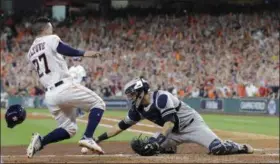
[123,90,219,150]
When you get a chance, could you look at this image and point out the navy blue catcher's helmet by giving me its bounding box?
[5,104,26,128]
[124,77,150,109]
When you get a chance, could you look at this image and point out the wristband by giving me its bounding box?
[156,133,166,145]
[97,132,108,142]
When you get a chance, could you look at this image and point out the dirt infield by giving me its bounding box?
[1,112,279,163]
[2,142,279,163]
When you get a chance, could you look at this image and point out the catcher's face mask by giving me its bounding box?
[124,79,147,109]
[126,91,145,109]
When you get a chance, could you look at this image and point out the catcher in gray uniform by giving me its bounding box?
[96,78,254,156]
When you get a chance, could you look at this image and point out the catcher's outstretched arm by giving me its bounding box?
[56,41,102,58]
[161,121,175,136]
[96,119,134,143]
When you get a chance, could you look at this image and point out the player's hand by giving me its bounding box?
[150,133,166,145]
[84,51,102,58]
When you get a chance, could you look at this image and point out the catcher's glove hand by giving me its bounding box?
[130,134,160,156]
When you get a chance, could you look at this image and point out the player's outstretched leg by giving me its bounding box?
[27,127,71,158]
[78,105,105,154]
[208,139,254,155]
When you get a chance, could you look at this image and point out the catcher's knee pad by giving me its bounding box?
[60,120,78,137]
[209,139,240,155]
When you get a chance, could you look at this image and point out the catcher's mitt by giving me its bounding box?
[130,134,160,156]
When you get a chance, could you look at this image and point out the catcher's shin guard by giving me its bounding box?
[209,139,254,155]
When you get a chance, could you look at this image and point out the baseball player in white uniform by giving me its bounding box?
[68,61,86,117]
[26,17,106,158]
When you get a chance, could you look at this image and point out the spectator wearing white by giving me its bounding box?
[191,87,200,98]
[1,92,9,108]
[171,86,178,98]
[245,83,258,97]
[68,58,87,117]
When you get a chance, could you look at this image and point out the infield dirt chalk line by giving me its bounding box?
[32,112,159,129]
[77,118,154,135]
[254,148,280,152]
[223,118,257,123]
[31,112,279,139]
[102,117,161,128]
[32,112,154,135]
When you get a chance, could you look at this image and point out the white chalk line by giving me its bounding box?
[102,117,161,128]
[76,118,154,135]
[32,112,160,129]
[254,148,280,152]
[32,112,154,135]
[223,118,257,123]
[32,112,278,139]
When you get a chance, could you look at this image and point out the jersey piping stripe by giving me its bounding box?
[162,110,176,117]
[74,83,103,102]
[161,108,176,116]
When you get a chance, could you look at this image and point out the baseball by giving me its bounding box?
[81,147,89,154]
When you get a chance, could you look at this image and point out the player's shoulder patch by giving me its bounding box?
[157,94,168,109]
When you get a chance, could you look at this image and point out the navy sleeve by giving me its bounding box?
[118,109,141,130]
[156,94,177,121]
[56,41,85,56]
[127,109,142,122]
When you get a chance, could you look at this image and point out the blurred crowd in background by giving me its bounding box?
[0,7,279,99]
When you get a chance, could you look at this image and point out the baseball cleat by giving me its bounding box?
[239,144,254,154]
[27,133,42,158]
[78,138,104,154]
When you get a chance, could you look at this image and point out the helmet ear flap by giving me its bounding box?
[139,78,150,94]
[143,82,150,94]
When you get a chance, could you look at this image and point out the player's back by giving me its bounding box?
[27,35,71,88]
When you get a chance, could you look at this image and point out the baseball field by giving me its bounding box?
[1,108,279,163]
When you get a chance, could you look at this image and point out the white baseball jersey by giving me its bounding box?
[68,65,86,83]
[26,34,105,138]
[27,35,71,88]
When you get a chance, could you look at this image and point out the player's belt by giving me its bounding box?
[45,80,64,91]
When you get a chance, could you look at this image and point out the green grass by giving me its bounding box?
[104,110,279,136]
[1,118,140,146]
[1,108,279,146]
[201,114,279,136]
[0,109,142,146]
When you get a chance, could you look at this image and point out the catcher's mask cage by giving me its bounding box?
[124,78,150,109]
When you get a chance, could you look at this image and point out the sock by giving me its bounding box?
[83,108,104,138]
[41,128,70,147]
